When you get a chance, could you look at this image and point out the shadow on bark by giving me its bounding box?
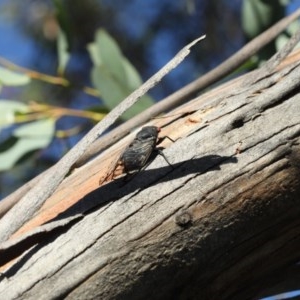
[0,154,237,271]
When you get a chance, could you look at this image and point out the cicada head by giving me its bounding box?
[136,126,160,141]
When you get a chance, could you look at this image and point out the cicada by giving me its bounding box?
[99,126,172,184]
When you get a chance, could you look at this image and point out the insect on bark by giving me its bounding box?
[99,126,173,185]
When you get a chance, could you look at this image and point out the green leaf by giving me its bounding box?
[276,32,290,50]
[93,29,126,83]
[14,118,55,138]
[87,43,100,66]
[88,29,155,120]
[91,65,153,120]
[0,66,30,86]
[0,118,55,171]
[242,0,285,38]
[242,0,286,62]
[57,28,70,75]
[122,57,143,90]
[53,0,72,49]
[91,65,126,110]
[0,100,29,127]
[276,20,300,51]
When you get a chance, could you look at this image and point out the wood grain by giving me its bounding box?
[1,50,300,300]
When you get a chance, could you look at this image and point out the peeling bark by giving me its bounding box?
[0,51,300,300]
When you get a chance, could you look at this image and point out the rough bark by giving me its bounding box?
[0,50,300,300]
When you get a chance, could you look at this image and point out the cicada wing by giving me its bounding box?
[121,138,156,172]
[136,141,156,166]
[99,156,125,185]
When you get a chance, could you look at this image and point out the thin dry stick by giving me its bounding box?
[0,36,206,243]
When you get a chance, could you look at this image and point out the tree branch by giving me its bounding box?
[1,7,300,226]
[0,36,206,243]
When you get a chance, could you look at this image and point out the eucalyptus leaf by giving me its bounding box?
[88,29,155,120]
[57,28,70,75]
[122,57,143,90]
[242,0,285,63]
[0,100,29,127]
[0,66,30,86]
[87,43,100,66]
[286,19,300,35]
[91,65,153,120]
[0,118,55,171]
[0,119,55,171]
[14,118,55,138]
[91,65,127,110]
[0,138,44,171]
[93,29,126,82]
[276,32,290,50]
[242,0,284,38]
[54,0,72,49]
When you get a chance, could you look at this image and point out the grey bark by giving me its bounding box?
[0,36,205,242]
[0,52,300,299]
